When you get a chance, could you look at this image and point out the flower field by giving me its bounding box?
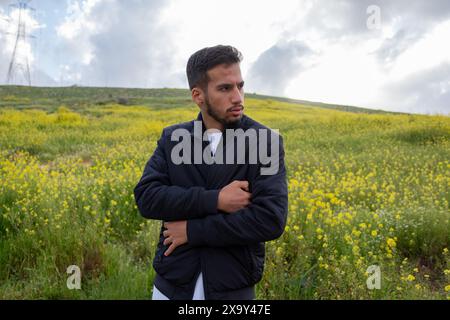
[0,86,449,299]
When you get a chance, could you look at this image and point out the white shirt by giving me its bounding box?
[152,272,205,300]
[152,131,222,300]
[206,131,222,157]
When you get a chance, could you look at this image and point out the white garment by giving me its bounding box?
[152,131,222,300]
[206,131,222,156]
[152,284,169,300]
[152,272,205,300]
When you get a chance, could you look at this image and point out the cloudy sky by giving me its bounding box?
[0,0,449,115]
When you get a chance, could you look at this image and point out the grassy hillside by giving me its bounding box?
[0,86,449,299]
[0,85,399,114]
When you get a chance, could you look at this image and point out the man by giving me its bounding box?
[134,45,288,300]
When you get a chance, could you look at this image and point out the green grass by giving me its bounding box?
[0,85,449,299]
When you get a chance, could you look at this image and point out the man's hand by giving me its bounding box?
[217,180,251,214]
[163,221,187,256]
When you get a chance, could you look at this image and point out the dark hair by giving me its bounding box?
[186,45,243,90]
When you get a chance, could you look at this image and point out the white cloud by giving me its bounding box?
[157,0,304,78]
[0,3,44,85]
[2,0,449,114]
[286,43,384,108]
[379,63,450,115]
[56,0,103,40]
[269,0,450,114]
[247,40,316,96]
[388,20,450,80]
[55,0,107,76]
[55,0,180,87]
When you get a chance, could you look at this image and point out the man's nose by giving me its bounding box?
[231,86,243,104]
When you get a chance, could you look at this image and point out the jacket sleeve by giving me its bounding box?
[134,128,220,221]
[186,135,288,246]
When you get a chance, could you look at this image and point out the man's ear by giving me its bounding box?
[191,87,204,107]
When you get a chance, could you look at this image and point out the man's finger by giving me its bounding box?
[236,181,249,191]
[163,230,169,238]
[164,243,177,256]
[163,237,172,246]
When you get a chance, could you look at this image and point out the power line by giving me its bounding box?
[5,0,36,86]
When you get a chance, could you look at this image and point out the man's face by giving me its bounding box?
[202,63,245,126]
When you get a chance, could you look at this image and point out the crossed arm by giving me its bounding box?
[134,129,288,256]
[160,180,253,256]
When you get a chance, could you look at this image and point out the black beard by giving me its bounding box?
[205,98,242,129]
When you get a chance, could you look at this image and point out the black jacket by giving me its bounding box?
[134,112,288,300]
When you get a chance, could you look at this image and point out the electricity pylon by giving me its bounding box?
[5,0,35,86]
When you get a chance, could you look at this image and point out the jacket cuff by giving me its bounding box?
[187,219,206,246]
[201,189,220,214]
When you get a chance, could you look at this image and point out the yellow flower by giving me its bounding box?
[275,247,283,257]
[344,234,352,243]
[352,229,361,237]
[371,230,378,237]
[320,263,329,270]
[406,274,415,282]
[445,285,450,292]
[386,237,396,249]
